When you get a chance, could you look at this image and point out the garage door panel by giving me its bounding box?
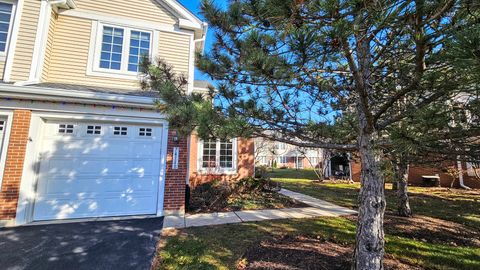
[41,140,162,158]
[42,177,158,195]
[40,158,161,178]
[33,121,164,221]
[34,196,158,221]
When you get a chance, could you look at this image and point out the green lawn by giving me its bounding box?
[267,168,321,180]
[157,170,480,270]
[275,178,480,229]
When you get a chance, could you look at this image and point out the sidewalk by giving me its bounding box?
[163,188,357,229]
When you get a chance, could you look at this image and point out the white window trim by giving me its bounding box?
[0,0,17,60]
[198,138,238,175]
[277,156,287,164]
[87,21,159,80]
[467,162,478,177]
[0,111,13,188]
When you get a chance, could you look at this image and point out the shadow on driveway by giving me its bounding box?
[0,217,164,270]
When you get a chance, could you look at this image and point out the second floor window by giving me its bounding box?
[0,1,14,53]
[96,24,152,74]
[276,142,286,150]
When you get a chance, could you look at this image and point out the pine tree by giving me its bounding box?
[141,1,478,269]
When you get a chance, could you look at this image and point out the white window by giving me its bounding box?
[309,157,318,166]
[257,156,267,165]
[113,126,128,136]
[200,138,237,172]
[86,125,102,135]
[139,127,152,137]
[277,156,288,164]
[90,22,156,77]
[0,1,15,55]
[276,142,286,150]
[58,124,75,134]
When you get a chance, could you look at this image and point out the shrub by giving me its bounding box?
[255,165,269,179]
[189,176,281,212]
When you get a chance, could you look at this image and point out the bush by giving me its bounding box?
[255,165,268,178]
[189,176,281,212]
[189,180,233,212]
[236,177,281,193]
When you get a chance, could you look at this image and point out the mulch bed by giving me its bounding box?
[345,214,480,247]
[239,235,421,270]
[189,190,308,213]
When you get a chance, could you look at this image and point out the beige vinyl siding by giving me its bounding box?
[158,31,191,76]
[41,10,57,82]
[75,0,177,25]
[10,0,41,82]
[47,15,192,90]
[47,15,138,89]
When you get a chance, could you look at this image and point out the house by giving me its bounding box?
[255,137,355,181]
[255,138,323,170]
[255,137,479,188]
[0,0,254,227]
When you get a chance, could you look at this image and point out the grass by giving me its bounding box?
[267,168,321,180]
[274,178,480,229]
[157,169,480,270]
[159,217,480,270]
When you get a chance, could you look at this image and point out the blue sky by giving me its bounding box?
[178,0,225,81]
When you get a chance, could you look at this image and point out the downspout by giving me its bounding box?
[457,157,471,190]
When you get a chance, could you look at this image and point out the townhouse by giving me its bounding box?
[0,0,254,227]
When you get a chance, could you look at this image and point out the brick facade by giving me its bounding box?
[162,131,189,215]
[348,161,479,189]
[0,110,31,220]
[189,134,255,188]
[409,164,480,189]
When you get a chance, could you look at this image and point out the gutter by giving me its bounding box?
[0,84,157,109]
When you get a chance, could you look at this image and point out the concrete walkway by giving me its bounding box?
[164,189,356,229]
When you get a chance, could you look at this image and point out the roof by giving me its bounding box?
[31,83,160,98]
[194,80,213,89]
[0,83,157,109]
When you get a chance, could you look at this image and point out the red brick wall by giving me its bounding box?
[163,131,188,215]
[0,110,31,220]
[189,134,255,188]
[351,161,362,182]
[409,165,480,189]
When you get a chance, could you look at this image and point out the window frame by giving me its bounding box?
[0,0,16,59]
[89,21,158,79]
[198,138,238,174]
[0,111,13,188]
[277,156,288,164]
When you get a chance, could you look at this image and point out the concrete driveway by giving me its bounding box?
[0,217,164,270]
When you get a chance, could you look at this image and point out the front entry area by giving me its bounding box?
[32,120,164,221]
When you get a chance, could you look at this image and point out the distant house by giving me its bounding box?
[254,137,355,181]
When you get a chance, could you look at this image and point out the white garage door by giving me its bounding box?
[33,120,163,221]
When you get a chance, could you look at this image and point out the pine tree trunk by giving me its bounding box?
[396,161,412,217]
[352,113,386,270]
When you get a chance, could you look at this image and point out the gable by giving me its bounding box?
[73,0,178,25]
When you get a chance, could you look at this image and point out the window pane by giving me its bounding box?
[99,26,124,70]
[0,2,12,53]
[128,30,150,72]
[219,139,233,168]
[202,139,217,168]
